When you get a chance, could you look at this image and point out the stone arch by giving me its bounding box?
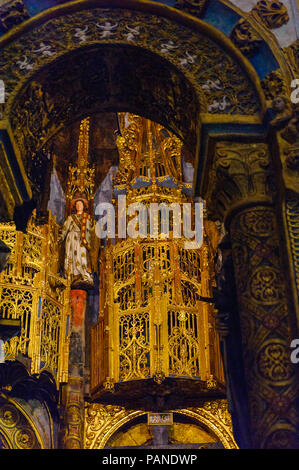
[0,0,271,209]
[84,401,237,449]
[1,1,268,134]
[0,362,60,448]
[0,0,291,94]
[1,0,265,123]
[0,1,294,179]
[10,44,202,167]
[0,395,45,449]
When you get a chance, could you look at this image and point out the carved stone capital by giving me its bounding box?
[204,142,274,224]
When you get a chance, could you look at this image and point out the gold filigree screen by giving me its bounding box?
[90,115,224,393]
[0,212,70,385]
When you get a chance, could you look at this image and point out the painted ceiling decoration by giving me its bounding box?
[1,4,264,118]
[0,0,293,77]
[0,0,299,452]
[0,0,295,150]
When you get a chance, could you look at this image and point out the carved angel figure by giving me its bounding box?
[74,26,89,43]
[125,25,140,42]
[95,21,118,39]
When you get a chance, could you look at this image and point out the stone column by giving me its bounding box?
[62,289,87,449]
[204,141,299,449]
[63,374,85,449]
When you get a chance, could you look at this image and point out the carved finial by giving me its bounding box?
[66,117,95,211]
[251,0,289,29]
[115,113,183,191]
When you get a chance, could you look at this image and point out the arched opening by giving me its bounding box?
[0,372,59,449]
[84,403,237,449]
[9,44,200,208]
[104,413,223,448]
[1,1,265,220]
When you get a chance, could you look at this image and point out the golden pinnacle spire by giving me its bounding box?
[78,117,90,174]
[66,117,95,207]
[90,114,224,401]
[115,113,184,203]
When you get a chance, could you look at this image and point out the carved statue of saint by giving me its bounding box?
[60,198,94,288]
[271,96,293,127]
